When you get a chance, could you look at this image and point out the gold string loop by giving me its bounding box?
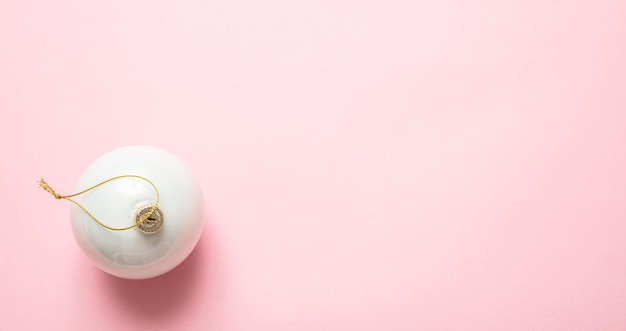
[37,175,160,231]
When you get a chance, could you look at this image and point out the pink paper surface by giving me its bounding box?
[1,0,625,330]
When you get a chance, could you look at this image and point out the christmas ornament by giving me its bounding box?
[39,146,204,279]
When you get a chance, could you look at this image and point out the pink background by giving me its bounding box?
[1,0,625,330]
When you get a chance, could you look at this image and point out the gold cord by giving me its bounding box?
[38,175,160,231]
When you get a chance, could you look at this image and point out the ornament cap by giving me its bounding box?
[135,203,164,234]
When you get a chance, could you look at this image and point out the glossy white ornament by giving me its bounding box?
[70,146,204,279]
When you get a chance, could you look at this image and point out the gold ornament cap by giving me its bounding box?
[135,203,164,234]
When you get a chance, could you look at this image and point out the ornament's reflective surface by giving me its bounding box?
[70,146,204,279]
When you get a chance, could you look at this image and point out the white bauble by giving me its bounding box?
[70,146,204,279]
